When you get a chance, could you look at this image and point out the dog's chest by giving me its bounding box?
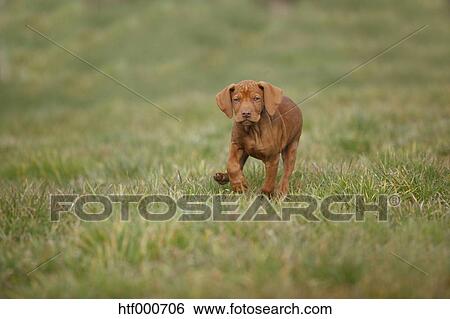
[241,128,278,160]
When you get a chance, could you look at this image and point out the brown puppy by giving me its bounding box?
[214,80,302,197]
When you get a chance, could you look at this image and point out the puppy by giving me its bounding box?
[214,80,302,197]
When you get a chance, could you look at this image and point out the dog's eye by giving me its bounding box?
[232,97,240,103]
[253,96,261,102]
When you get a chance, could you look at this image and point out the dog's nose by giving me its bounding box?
[241,110,251,118]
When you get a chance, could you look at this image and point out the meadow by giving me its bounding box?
[0,0,449,297]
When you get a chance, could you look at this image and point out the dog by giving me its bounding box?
[213,80,302,198]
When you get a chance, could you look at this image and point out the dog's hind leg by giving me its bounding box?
[279,138,300,196]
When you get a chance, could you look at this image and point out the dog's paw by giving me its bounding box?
[277,185,289,199]
[213,172,229,185]
[261,188,275,199]
[231,181,248,193]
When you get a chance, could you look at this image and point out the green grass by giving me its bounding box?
[0,0,449,297]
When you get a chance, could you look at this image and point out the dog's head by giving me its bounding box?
[216,80,283,124]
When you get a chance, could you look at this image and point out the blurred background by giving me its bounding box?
[0,0,449,297]
[0,0,449,179]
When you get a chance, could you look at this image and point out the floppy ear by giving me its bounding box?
[258,81,283,116]
[215,83,235,119]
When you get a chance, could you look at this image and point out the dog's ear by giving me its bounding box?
[258,81,283,116]
[215,83,235,119]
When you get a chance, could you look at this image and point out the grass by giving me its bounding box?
[0,0,449,297]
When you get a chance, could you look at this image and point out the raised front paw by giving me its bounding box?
[213,172,229,185]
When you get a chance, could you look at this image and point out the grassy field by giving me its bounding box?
[0,0,449,298]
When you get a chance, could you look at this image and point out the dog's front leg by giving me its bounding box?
[227,143,248,192]
[261,155,280,198]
